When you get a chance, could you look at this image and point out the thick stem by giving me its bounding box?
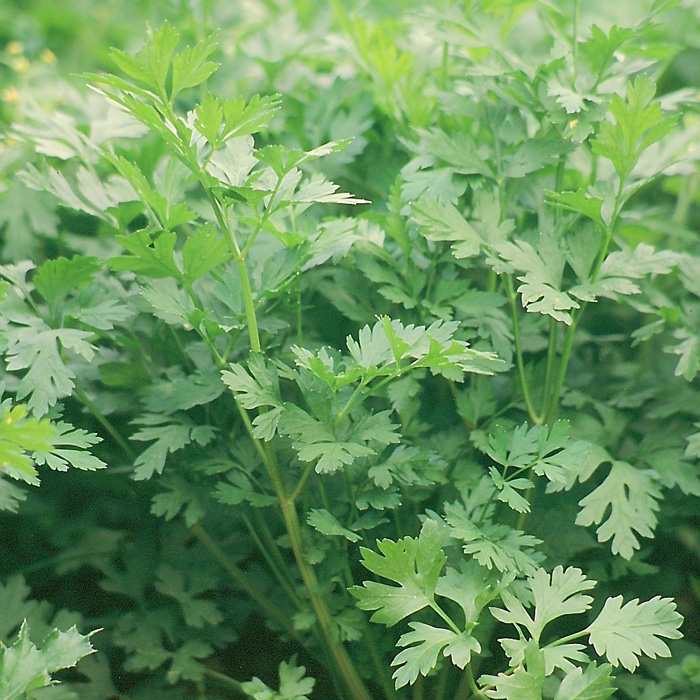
[279,498,373,700]
[466,665,487,699]
[236,257,262,353]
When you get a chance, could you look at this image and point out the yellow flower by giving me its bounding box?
[11,56,30,73]
[2,87,19,103]
[40,48,57,64]
[6,40,24,55]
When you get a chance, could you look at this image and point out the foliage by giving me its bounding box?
[1,0,700,699]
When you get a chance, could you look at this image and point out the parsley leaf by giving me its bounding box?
[588,596,683,671]
[351,520,446,626]
[576,460,661,559]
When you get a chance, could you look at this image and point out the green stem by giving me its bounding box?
[543,176,626,422]
[572,0,579,85]
[289,461,315,502]
[673,169,699,227]
[440,42,449,91]
[235,396,372,700]
[241,513,302,608]
[159,96,370,700]
[335,379,369,426]
[466,665,487,699]
[72,384,136,461]
[539,319,559,418]
[279,498,373,700]
[240,173,284,259]
[159,93,263,356]
[203,667,250,698]
[189,522,298,639]
[542,313,581,424]
[505,275,542,425]
[546,628,590,648]
[236,257,262,353]
[252,508,291,582]
[430,600,461,635]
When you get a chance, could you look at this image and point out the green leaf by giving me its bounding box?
[154,564,223,628]
[220,94,282,142]
[182,225,234,284]
[109,155,195,231]
[481,641,545,700]
[307,509,361,542]
[32,422,105,473]
[495,234,580,324]
[570,244,678,302]
[0,404,56,485]
[142,370,225,414]
[642,447,700,497]
[194,94,224,144]
[278,403,378,474]
[346,317,505,379]
[109,230,181,280]
[21,164,131,226]
[131,415,216,480]
[588,596,683,671]
[546,190,605,229]
[241,657,315,700]
[222,357,280,411]
[5,324,96,417]
[166,640,212,684]
[296,440,374,475]
[206,136,258,187]
[32,257,100,309]
[391,623,479,688]
[215,472,277,508]
[576,461,661,559]
[483,421,591,493]
[491,566,595,642]
[151,475,207,526]
[0,621,95,700]
[351,520,446,626]
[412,198,482,259]
[444,501,543,576]
[592,75,677,180]
[553,663,616,700]
[170,35,219,99]
[0,181,59,261]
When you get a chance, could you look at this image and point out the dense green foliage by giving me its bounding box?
[1,0,700,698]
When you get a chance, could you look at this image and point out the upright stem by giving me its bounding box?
[505,275,542,425]
[279,498,373,700]
[542,178,625,422]
[572,0,579,85]
[162,96,371,700]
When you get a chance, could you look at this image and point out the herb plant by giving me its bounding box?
[1,1,699,699]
